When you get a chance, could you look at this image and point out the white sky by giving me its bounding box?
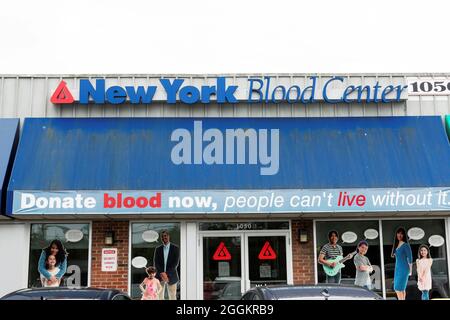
[1,0,449,74]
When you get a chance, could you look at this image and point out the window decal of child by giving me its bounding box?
[416,244,433,300]
[354,240,374,290]
[40,255,61,287]
[140,266,163,300]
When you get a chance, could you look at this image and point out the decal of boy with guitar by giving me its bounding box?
[318,230,356,284]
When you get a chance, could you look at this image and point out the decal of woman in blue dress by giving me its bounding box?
[38,240,68,287]
[390,227,413,300]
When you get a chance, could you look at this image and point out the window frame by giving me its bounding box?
[27,221,92,289]
[314,217,450,300]
[128,220,184,300]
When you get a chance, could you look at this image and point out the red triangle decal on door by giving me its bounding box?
[212,242,232,261]
[50,80,74,104]
[258,241,277,260]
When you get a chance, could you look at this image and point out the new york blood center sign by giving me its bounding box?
[12,188,450,214]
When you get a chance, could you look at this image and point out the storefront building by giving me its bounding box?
[0,74,449,300]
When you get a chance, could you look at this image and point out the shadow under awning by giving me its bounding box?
[446,115,450,140]
[0,119,19,215]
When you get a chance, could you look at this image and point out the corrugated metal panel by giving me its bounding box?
[8,116,450,193]
[406,74,450,116]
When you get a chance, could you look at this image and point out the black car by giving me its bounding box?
[241,284,383,300]
[0,287,131,300]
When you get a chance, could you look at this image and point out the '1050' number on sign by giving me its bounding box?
[409,80,450,95]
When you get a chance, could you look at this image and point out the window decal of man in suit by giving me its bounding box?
[153,230,180,300]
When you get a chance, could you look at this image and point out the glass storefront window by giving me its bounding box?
[130,223,181,300]
[382,219,449,300]
[315,221,382,296]
[28,223,90,288]
[203,236,242,300]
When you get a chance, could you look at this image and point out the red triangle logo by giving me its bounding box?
[258,241,277,260]
[212,242,232,261]
[50,80,74,104]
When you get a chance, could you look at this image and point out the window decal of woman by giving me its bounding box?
[391,227,413,300]
[38,239,68,287]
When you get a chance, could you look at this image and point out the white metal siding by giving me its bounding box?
[0,223,29,297]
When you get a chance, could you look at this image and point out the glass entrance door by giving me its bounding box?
[245,235,287,289]
[202,236,243,300]
[200,231,290,300]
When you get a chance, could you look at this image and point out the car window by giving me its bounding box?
[2,295,36,300]
[219,282,241,299]
[280,297,325,300]
[16,290,102,300]
[112,294,130,300]
[241,292,254,300]
[327,296,379,300]
[252,294,261,300]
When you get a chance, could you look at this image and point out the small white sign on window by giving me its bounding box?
[260,264,271,278]
[218,262,230,277]
[101,248,118,272]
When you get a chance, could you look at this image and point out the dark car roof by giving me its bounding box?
[253,284,382,300]
[0,287,128,300]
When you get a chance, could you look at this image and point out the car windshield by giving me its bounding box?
[44,297,101,300]
[268,286,381,300]
[5,289,105,300]
[280,296,325,300]
[327,296,379,300]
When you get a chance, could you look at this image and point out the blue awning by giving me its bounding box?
[0,119,19,215]
[7,116,450,215]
